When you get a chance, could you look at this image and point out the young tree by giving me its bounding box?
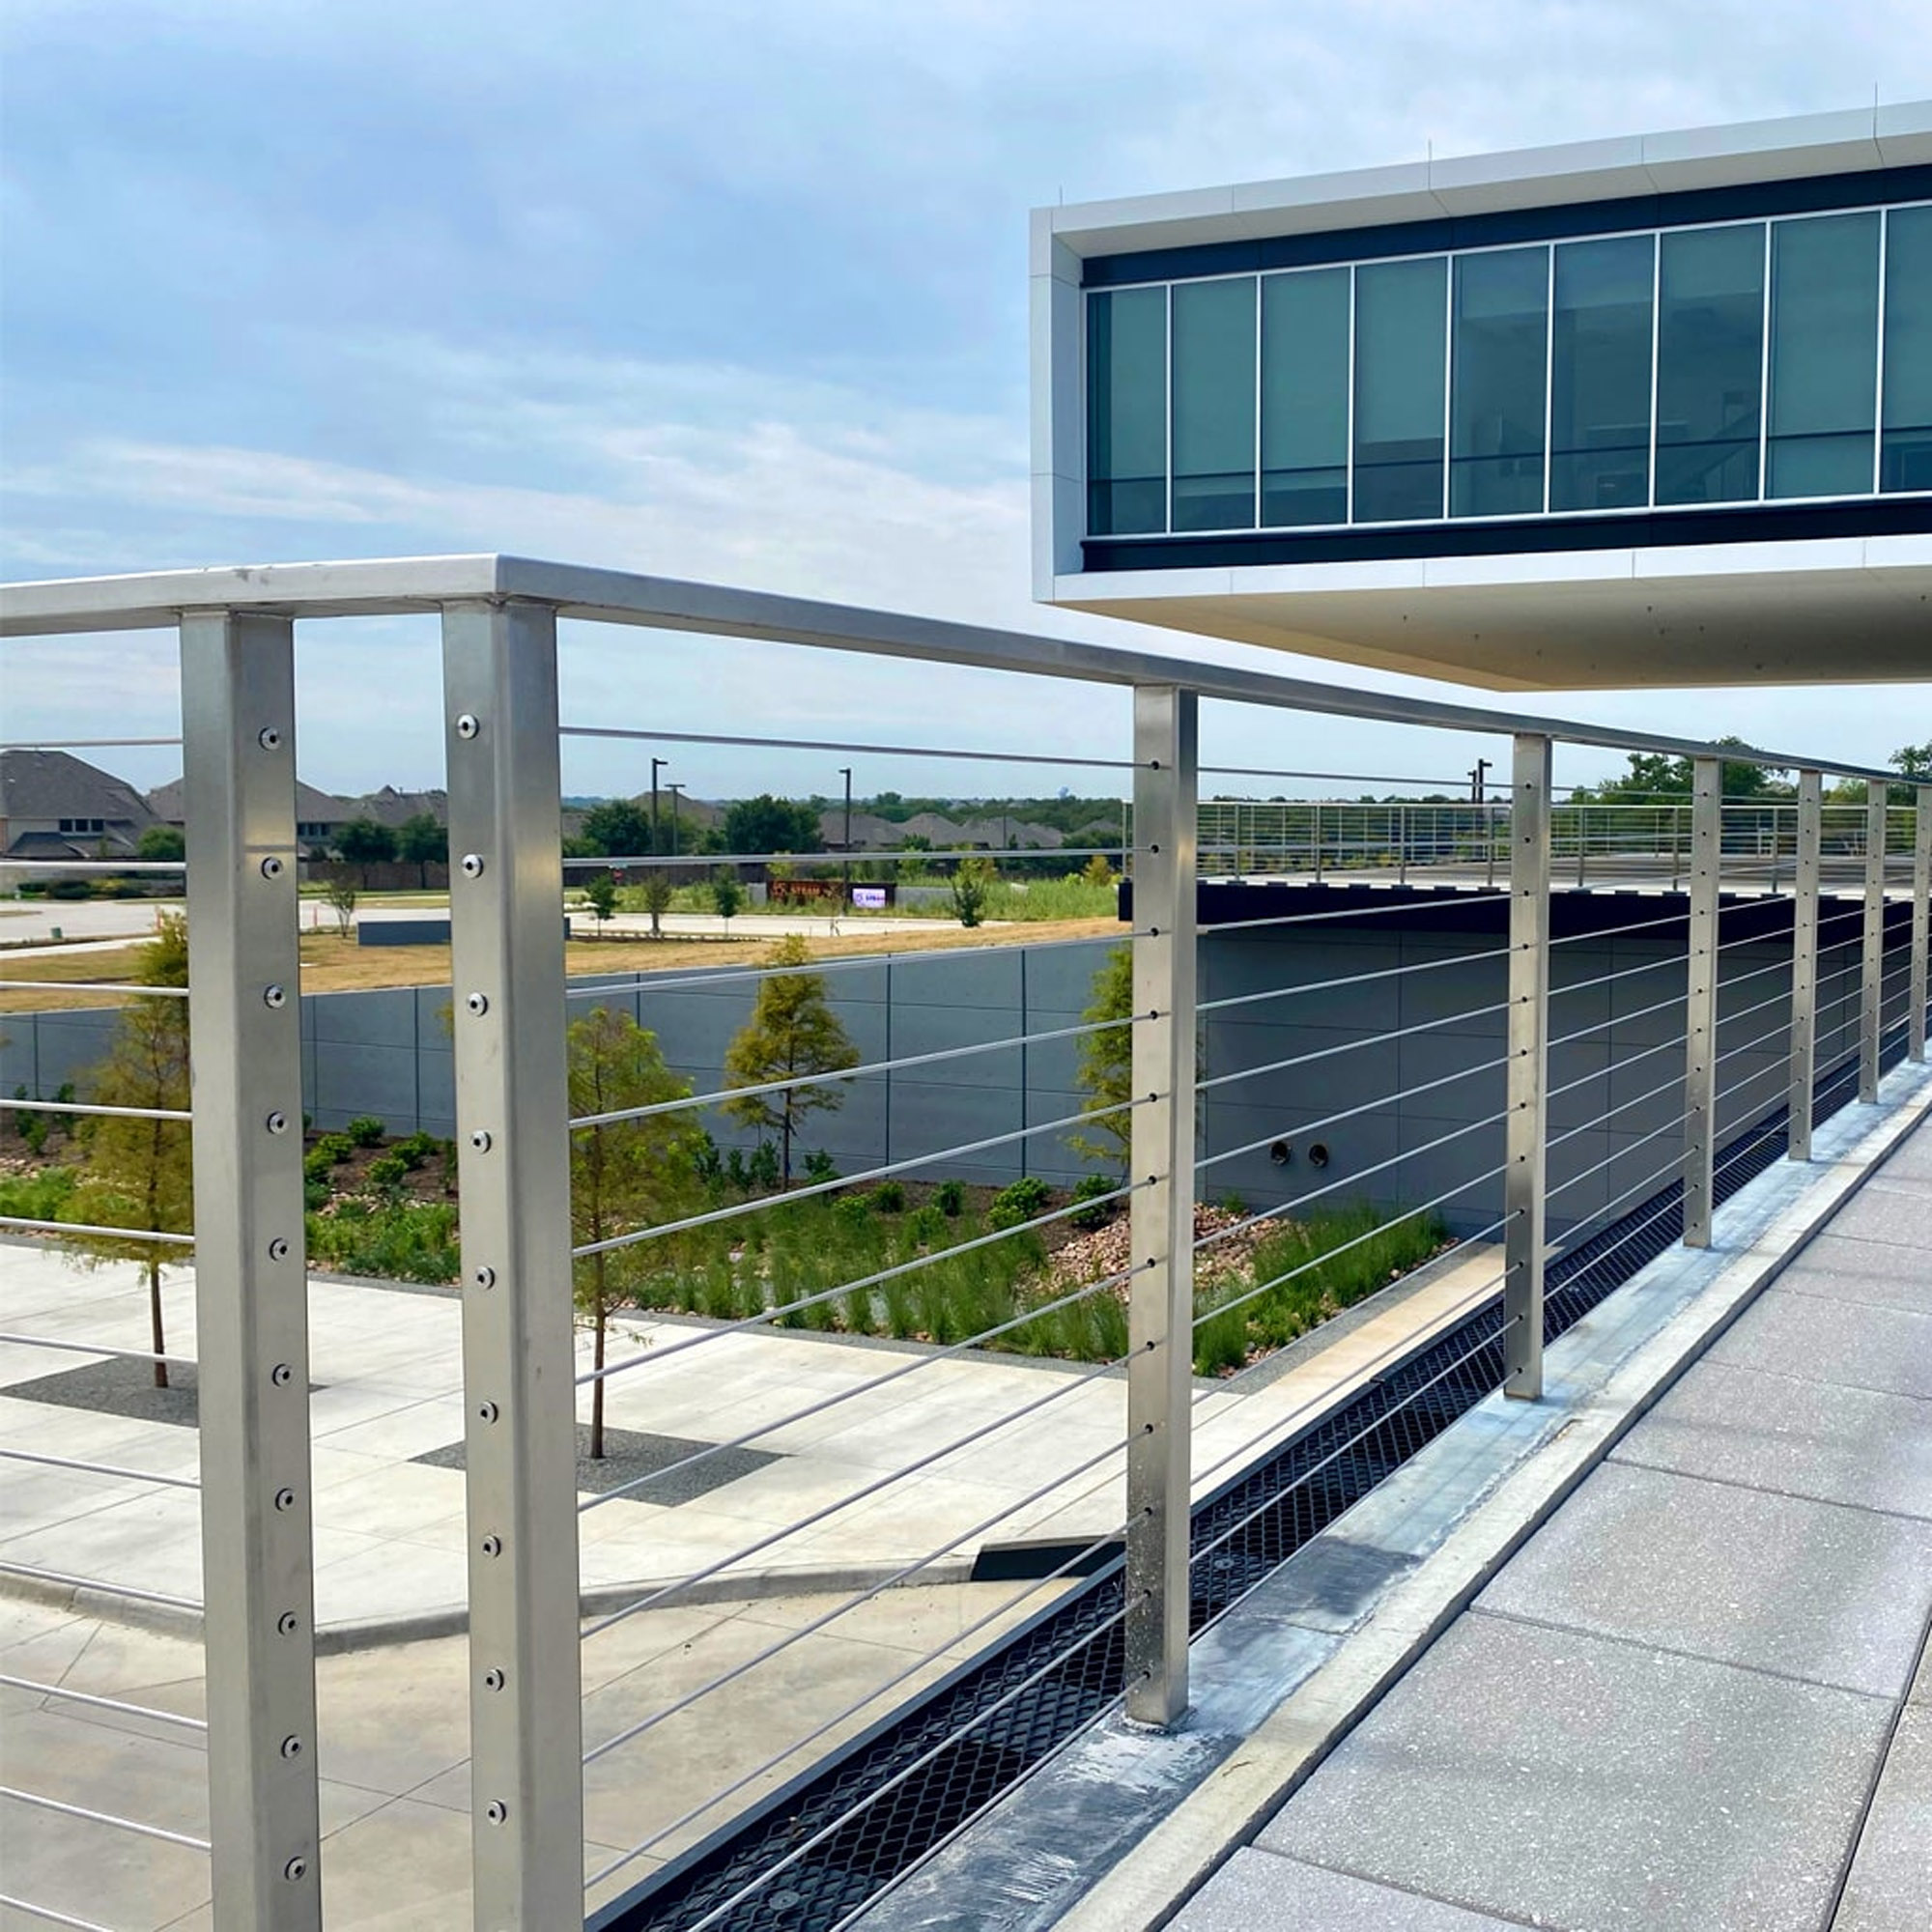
[711,868,745,932]
[1068,942,1133,1171]
[582,872,619,935]
[639,869,675,939]
[325,876,358,936]
[568,1009,703,1458]
[65,912,192,1388]
[723,934,859,1188]
[951,856,995,927]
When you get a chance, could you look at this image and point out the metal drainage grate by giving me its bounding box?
[592,1042,1898,1932]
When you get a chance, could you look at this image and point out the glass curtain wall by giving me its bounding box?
[1884,205,1932,493]
[1353,256,1447,523]
[1261,268,1350,526]
[1768,213,1880,498]
[1170,278,1257,530]
[1549,236,1654,512]
[1451,246,1549,517]
[1085,202,1926,536]
[1086,287,1166,535]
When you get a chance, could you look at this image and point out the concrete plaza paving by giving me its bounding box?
[1172,1120,1932,1932]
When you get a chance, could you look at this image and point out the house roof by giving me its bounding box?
[147,776,355,824]
[0,749,156,829]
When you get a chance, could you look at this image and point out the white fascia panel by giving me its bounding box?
[1228,555,1429,597]
[1421,549,1637,590]
[1876,100,1932,167]
[1638,107,1883,190]
[1429,136,1651,216]
[1629,536,1874,583]
[1054,565,1236,604]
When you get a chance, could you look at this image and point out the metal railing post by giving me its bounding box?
[440,598,584,1928]
[1861,779,1887,1102]
[1788,771,1822,1160]
[1125,684,1197,1728]
[180,610,321,1931]
[1312,800,1323,884]
[1684,756,1721,1247]
[1913,785,1930,1065]
[1504,735,1550,1400]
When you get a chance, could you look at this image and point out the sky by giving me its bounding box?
[2,0,1927,808]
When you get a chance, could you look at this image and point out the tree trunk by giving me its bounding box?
[590,1302,607,1460]
[149,1255,169,1391]
[780,1111,792,1192]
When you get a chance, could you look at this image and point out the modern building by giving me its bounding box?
[1032,104,1932,688]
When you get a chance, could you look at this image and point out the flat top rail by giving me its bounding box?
[0,553,1899,782]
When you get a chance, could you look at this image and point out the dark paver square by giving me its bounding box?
[1261,1614,1890,1932]
[1614,1360,1932,1521]
[4,1357,202,1429]
[413,1426,779,1503]
[1478,1462,1932,1696]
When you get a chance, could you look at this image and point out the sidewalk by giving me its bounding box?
[1172,1121,1932,1932]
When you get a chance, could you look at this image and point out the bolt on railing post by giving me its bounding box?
[1788,772,1823,1161]
[180,610,321,1931]
[1861,779,1888,1103]
[1683,756,1721,1248]
[1912,785,1930,1065]
[1504,735,1550,1400]
[440,599,584,1929]
[1124,684,1197,1729]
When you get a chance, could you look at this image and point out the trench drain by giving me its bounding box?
[591,1039,1895,1932]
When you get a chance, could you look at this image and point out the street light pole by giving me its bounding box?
[666,781,684,858]
[838,767,853,851]
[649,756,668,855]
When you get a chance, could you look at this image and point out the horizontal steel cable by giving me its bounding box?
[563,924,1150,1002]
[1187,891,1513,936]
[0,1447,197,1492]
[559,722,1140,770]
[0,1786,209,1851]
[0,1332,193,1369]
[1197,943,1514,1018]
[0,1894,119,1932]
[563,845,1132,869]
[1195,993,1515,1098]
[1546,1066,1696,1155]
[571,1094,1148,1260]
[580,1179,1151,1388]
[577,1259,1148,1513]
[580,1347,1130,1645]
[0,1215,192,1246]
[570,1009,1148,1130]
[1,1096,191,1122]
[1197,1051,1512,1177]
[0,1562,199,1611]
[0,1673,207,1731]
[0,981,189,1000]
[1196,1116,1509,1259]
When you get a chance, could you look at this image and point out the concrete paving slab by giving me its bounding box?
[1710,1292,1932,1404]
[1821,1178,1932,1253]
[1776,1230,1932,1317]
[1612,1360,1932,1520]
[1169,1851,1523,1931]
[1833,1703,1932,1932]
[1258,1614,1891,1932]
[1477,1461,1932,1696]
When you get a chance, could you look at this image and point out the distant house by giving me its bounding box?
[816,807,1068,854]
[0,749,157,861]
[348,784,447,831]
[148,775,357,860]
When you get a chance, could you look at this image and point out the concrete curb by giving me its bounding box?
[1051,1068,1932,1932]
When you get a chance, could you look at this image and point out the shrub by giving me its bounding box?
[395,1131,440,1171]
[47,877,93,900]
[302,1150,336,1187]
[365,1153,410,1189]
[903,1204,948,1248]
[310,1133,356,1166]
[306,1198,460,1284]
[1069,1173,1117,1230]
[988,1176,1051,1231]
[344,1116,386,1149]
[0,1165,77,1222]
[802,1149,838,1185]
[868,1179,905,1214]
[933,1179,966,1218]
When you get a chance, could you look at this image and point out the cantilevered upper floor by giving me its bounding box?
[1032,103,1932,690]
